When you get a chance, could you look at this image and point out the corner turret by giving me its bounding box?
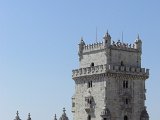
[135,34,142,52]
[78,37,85,60]
[54,114,57,120]
[27,113,31,120]
[14,111,21,120]
[103,31,111,48]
[59,108,69,120]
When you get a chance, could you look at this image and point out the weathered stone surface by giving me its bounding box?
[72,33,149,120]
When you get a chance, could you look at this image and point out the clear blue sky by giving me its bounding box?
[0,0,159,120]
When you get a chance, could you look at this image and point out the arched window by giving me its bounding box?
[124,115,128,120]
[91,62,94,67]
[123,81,125,88]
[125,98,128,104]
[121,61,124,66]
[90,81,92,87]
[88,115,91,120]
[126,81,128,88]
[88,81,93,88]
[123,81,128,88]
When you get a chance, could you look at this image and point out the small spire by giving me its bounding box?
[107,30,109,35]
[16,111,19,116]
[27,113,31,120]
[59,108,69,120]
[79,37,85,45]
[103,30,111,40]
[135,33,142,43]
[54,114,57,120]
[137,34,140,40]
[14,111,21,120]
[63,108,66,114]
[81,37,83,41]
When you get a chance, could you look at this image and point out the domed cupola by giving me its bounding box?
[14,111,21,120]
[27,113,31,120]
[59,108,69,120]
[54,114,57,120]
[140,108,149,120]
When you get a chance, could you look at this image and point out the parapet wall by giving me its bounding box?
[111,40,138,51]
[72,64,149,78]
[83,42,105,53]
[81,40,139,53]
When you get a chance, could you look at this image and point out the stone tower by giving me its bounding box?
[72,32,149,120]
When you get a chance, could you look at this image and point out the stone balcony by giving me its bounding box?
[72,64,149,79]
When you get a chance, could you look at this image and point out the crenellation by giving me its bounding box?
[72,64,149,79]
[111,41,138,52]
[83,42,104,53]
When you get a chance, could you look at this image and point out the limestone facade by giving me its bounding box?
[72,32,149,120]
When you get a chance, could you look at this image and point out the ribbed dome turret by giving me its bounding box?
[27,113,31,120]
[59,108,69,120]
[14,111,21,120]
[54,114,57,120]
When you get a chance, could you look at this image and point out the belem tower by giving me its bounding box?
[13,32,150,120]
[72,32,149,120]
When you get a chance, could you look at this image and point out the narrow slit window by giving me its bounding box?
[125,99,128,104]
[124,115,128,120]
[91,63,94,67]
[126,81,128,88]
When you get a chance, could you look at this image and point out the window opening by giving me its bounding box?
[123,81,125,88]
[88,81,93,88]
[90,81,92,87]
[72,102,75,107]
[91,63,94,67]
[123,81,128,88]
[125,99,128,104]
[88,82,90,88]
[126,81,128,88]
[124,115,128,120]
[88,115,91,120]
[121,61,124,66]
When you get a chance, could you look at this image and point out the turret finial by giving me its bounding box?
[27,113,31,120]
[137,34,140,40]
[16,111,19,116]
[104,30,111,39]
[79,37,85,45]
[103,31,111,47]
[63,108,66,114]
[81,36,83,41]
[14,111,21,120]
[106,30,110,36]
[59,108,69,120]
[54,114,57,120]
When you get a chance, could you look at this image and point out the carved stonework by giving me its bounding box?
[72,33,149,120]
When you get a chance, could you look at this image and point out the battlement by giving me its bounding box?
[108,65,149,76]
[72,64,107,78]
[83,42,105,53]
[110,40,138,52]
[79,33,142,55]
[72,64,149,79]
